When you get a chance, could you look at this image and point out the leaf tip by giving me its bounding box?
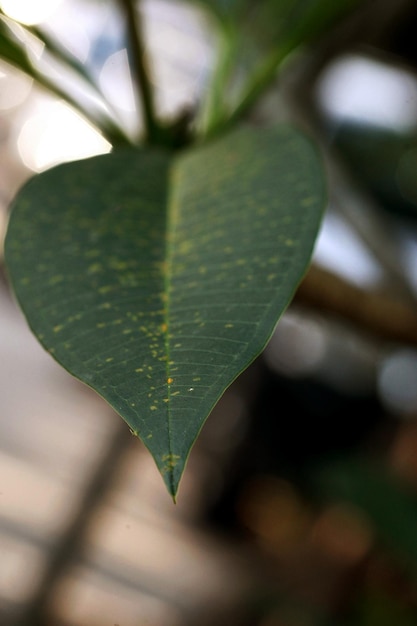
[160,453,184,501]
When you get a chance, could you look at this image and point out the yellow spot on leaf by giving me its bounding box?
[48,275,64,285]
[98,286,112,294]
[302,196,316,207]
[161,454,181,474]
[53,325,63,333]
[110,259,128,270]
[179,241,192,254]
[85,249,100,258]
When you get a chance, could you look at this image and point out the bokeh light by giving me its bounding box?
[17,99,111,172]
[0,0,63,26]
[378,349,417,417]
[317,53,417,132]
[0,63,33,111]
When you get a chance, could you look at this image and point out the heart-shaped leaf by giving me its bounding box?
[5,125,325,497]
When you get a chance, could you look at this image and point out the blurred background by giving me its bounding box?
[1,0,417,625]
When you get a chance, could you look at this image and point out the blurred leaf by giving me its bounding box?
[0,14,40,77]
[5,125,325,497]
[354,590,417,626]
[195,0,364,136]
[188,0,244,21]
[333,122,417,221]
[314,457,417,572]
[183,0,367,137]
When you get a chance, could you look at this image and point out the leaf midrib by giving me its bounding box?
[162,160,181,495]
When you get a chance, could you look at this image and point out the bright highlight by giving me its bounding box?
[0,0,63,25]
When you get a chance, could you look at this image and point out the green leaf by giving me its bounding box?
[5,125,325,497]
[0,14,39,77]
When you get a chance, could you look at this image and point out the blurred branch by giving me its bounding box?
[117,0,161,144]
[0,12,132,146]
[10,419,132,626]
[197,21,238,138]
[296,264,417,346]
[327,160,416,304]
[282,0,417,91]
[28,22,129,133]
[276,0,417,310]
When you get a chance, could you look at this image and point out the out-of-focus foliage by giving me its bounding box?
[190,0,364,135]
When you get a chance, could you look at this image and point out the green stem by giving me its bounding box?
[32,66,132,146]
[0,12,131,146]
[228,45,292,125]
[205,0,358,139]
[197,21,238,138]
[118,0,161,144]
[30,23,127,127]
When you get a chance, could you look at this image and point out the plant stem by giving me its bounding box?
[197,21,237,138]
[118,0,161,144]
[204,42,293,140]
[296,264,417,346]
[30,23,127,127]
[0,11,131,146]
[34,68,132,146]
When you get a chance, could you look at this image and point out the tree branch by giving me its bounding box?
[295,264,417,346]
[118,0,161,144]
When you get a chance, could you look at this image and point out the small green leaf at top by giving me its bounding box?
[5,125,326,498]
